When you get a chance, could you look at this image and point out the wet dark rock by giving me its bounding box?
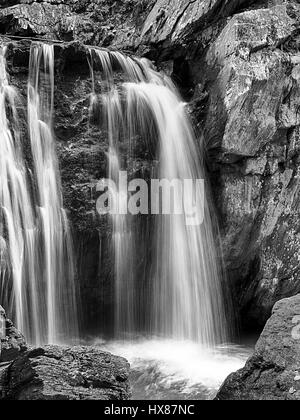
[199,2,300,329]
[216,295,300,400]
[0,306,27,364]
[0,345,131,400]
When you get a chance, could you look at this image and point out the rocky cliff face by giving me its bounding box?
[216,295,300,400]
[201,1,300,330]
[1,0,300,333]
[0,0,156,48]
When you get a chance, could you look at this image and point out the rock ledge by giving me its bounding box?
[216,295,300,400]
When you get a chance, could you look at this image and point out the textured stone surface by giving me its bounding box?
[0,0,155,48]
[199,2,300,328]
[0,2,73,37]
[0,306,27,363]
[141,0,253,46]
[216,295,300,400]
[205,4,295,156]
[0,345,131,400]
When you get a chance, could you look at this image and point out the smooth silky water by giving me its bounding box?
[0,44,78,345]
[89,48,228,344]
[0,46,38,339]
[27,43,78,344]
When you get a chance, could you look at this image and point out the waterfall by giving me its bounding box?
[0,43,78,345]
[27,43,78,345]
[89,49,228,345]
[89,49,139,337]
[126,83,227,344]
[0,39,227,347]
[0,46,39,341]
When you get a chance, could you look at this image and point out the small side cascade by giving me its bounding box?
[0,42,79,346]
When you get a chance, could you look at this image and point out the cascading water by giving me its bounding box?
[89,48,228,346]
[125,82,227,345]
[0,42,78,345]
[89,49,141,337]
[0,47,39,341]
[27,43,78,345]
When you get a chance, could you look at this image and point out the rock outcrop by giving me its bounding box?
[0,305,27,363]
[140,0,256,54]
[199,2,300,328]
[216,295,300,400]
[0,0,156,49]
[0,306,131,400]
[1,0,300,331]
[0,345,131,400]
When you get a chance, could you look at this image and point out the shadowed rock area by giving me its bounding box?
[216,295,300,400]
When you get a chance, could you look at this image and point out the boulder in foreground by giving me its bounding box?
[0,345,131,400]
[216,295,300,400]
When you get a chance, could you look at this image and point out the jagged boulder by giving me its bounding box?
[0,345,131,400]
[140,0,255,49]
[216,295,300,400]
[0,305,27,363]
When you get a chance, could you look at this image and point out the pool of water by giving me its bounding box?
[95,338,254,400]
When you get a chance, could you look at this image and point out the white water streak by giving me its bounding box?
[27,43,78,344]
[89,48,228,346]
[0,47,41,342]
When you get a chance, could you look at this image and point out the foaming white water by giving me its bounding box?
[99,338,251,399]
